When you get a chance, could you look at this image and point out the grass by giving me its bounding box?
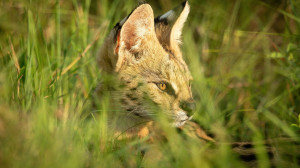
[0,0,300,167]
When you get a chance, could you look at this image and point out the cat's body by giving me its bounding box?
[95,2,281,166]
[97,1,196,138]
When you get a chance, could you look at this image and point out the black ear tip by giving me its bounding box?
[138,0,147,5]
[181,0,188,7]
[154,1,189,25]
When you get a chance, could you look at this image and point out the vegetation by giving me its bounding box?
[0,0,299,167]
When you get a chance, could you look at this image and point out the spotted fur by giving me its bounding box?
[97,1,194,137]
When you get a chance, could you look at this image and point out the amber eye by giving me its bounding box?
[157,83,167,91]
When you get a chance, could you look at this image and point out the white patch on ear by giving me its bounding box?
[171,2,190,44]
[129,19,149,51]
[135,19,149,38]
[130,40,141,51]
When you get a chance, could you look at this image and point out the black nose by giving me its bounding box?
[180,101,196,116]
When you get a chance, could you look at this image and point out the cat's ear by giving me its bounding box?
[154,1,190,50]
[115,4,156,71]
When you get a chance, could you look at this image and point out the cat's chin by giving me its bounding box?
[172,120,187,127]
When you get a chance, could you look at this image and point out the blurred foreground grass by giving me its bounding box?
[0,0,300,167]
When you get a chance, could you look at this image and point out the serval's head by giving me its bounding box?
[98,1,195,127]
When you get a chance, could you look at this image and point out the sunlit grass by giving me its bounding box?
[0,0,299,167]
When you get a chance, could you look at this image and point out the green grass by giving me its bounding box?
[0,0,300,167]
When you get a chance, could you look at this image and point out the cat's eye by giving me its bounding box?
[157,83,167,91]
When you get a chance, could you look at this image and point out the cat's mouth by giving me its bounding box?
[171,111,193,127]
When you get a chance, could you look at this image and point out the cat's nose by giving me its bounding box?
[180,101,196,116]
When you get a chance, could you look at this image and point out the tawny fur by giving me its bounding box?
[97,2,195,139]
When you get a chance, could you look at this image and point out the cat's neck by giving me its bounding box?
[109,114,153,139]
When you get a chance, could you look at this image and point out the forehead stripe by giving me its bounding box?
[164,48,188,72]
[171,83,179,94]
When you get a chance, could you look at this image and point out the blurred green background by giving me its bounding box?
[0,0,299,167]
